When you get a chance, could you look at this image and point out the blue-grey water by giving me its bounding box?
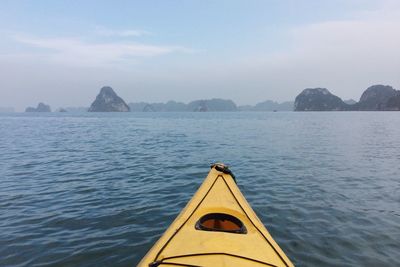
[0,112,399,267]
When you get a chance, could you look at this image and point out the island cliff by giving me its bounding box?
[88,86,130,112]
[294,88,347,111]
[294,85,400,111]
[356,85,398,111]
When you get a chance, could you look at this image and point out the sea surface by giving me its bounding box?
[0,112,399,267]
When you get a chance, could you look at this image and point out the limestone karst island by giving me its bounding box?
[294,85,400,111]
[88,86,130,112]
[19,84,400,113]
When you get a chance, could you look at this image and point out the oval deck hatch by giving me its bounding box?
[195,213,247,234]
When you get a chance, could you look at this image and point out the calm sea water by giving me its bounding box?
[0,112,399,267]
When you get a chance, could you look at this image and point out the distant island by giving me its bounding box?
[17,84,400,113]
[294,85,400,111]
[130,99,238,112]
[84,86,293,112]
[129,99,294,112]
[238,100,294,112]
[88,86,130,112]
[25,102,51,112]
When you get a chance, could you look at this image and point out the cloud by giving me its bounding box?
[289,21,400,62]
[165,1,400,104]
[11,34,192,66]
[94,26,151,37]
[290,8,400,80]
[2,1,399,108]
[289,0,400,62]
[234,1,400,100]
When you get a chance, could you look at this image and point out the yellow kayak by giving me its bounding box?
[138,163,294,267]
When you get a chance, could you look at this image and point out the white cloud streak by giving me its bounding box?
[11,35,192,66]
[94,26,151,37]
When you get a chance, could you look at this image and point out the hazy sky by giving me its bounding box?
[1,0,400,110]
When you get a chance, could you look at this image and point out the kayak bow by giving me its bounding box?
[138,163,294,267]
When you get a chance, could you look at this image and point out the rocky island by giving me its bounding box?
[187,99,237,112]
[130,101,187,112]
[294,85,400,111]
[238,100,294,111]
[25,102,51,112]
[356,85,399,111]
[294,88,347,111]
[19,84,400,113]
[88,86,130,112]
[128,99,238,112]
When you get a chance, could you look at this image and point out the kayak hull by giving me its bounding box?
[138,165,294,267]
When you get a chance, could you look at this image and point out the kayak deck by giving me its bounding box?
[138,164,294,267]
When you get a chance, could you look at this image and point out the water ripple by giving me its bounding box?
[0,112,399,266]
